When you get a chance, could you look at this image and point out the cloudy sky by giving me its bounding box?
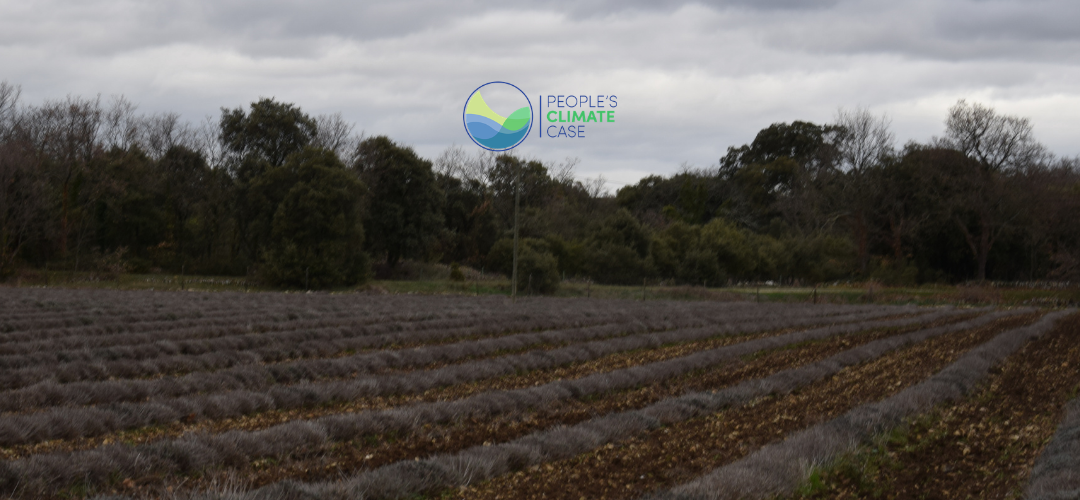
[2,0,1078,189]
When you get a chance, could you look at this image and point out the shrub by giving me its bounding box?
[486,238,560,294]
[449,262,465,282]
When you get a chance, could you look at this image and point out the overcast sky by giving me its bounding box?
[2,0,1078,189]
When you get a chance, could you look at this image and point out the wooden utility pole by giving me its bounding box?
[511,160,521,301]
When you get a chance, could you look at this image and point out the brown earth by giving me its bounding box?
[451,313,1041,500]
[2,323,811,461]
[148,315,981,497]
[787,311,1080,500]
[5,313,964,499]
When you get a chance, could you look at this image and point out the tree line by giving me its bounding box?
[1,80,1077,290]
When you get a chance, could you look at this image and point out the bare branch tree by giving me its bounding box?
[0,81,21,141]
[834,106,894,173]
[18,95,104,258]
[445,148,499,185]
[193,115,226,169]
[433,144,470,179]
[941,99,1048,171]
[99,95,141,151]
[313,112,362,164]
[140,111,196,158]
[582,174,607,199]
[549,156,579,185]
[829,107,894,273]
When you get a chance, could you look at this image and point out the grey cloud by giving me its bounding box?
[733,0,1080,63]
[935,0,1080,43]
[2,0,1079,184]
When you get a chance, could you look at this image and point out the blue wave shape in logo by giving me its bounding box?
[465,114,530,149]
[463,82,532,151]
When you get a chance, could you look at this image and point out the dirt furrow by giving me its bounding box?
[1,308,930,455]
[0,324,789,460]
[116,315,978,499]
[453,313,1040,500]
[786,312,1080,500]
[0,314,975,499]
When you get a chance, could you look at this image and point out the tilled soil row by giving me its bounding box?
[1,306,892,413]
[785,312,1080,500]
[210,319,936,491]
[0,314,970,498]
[454,312,1041,500]
[0,322,799,460]
[80,317,940,499]
[1,309,934,450]
[0,306,693,387]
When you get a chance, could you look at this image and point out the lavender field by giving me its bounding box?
[0,287,1075,499]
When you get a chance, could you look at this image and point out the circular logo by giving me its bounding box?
[463,82,533,151]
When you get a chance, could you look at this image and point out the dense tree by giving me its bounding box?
[158,146,211,268]
[717,121,841,232]
[436,174,499,267]
[220,98,317,169]
[720,121,840,172]
[873,148,932,267]
[0,140,45,274]
[3,84,1078,289]
[258,147,368,288]
[486,154,553,236]
[651,222,724,285]
[355,136,444,268]
[90,146,167,271]
[582,209,653,285]
[221,99,320,266]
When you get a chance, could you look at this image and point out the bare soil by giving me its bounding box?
[149,315,982,498]
[125,318,957,498]
[452,313,1040,500]
[787,312,1080,500]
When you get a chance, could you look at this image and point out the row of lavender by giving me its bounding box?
[1027,393,1080,499]
[0,299,869,386]
[0,307,964,494]
[0,290,907,450]
[0,288,933,497]
[0,304,911,447]
[107,308,996,500]
[94,307,1076,500]
[644,309,1074,500]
